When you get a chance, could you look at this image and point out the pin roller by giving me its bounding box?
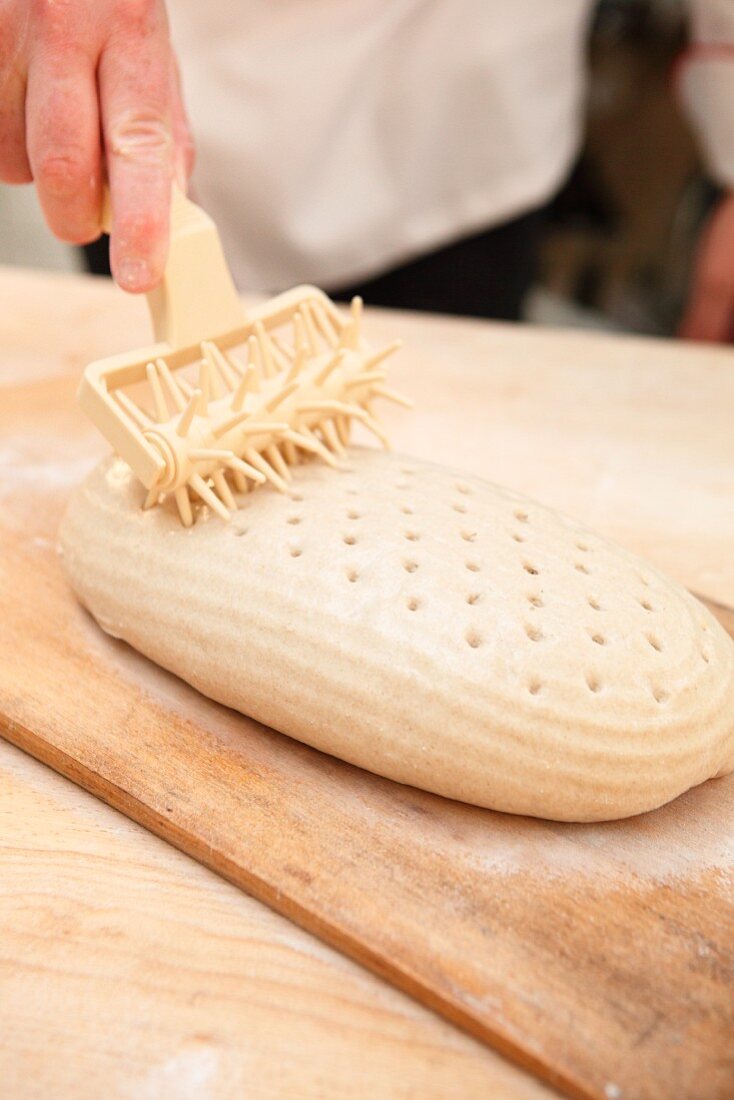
[78,187,411,527]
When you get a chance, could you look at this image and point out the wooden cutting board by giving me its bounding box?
[1,269,733,1100]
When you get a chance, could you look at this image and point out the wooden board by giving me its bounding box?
[0,740,553,1100]
[1,269,734,1100]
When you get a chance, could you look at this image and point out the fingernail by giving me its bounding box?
[118,259,151,292]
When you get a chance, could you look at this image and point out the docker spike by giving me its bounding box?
[84,290,409,525]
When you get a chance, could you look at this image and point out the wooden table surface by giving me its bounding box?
[1,266,732,1099]
[0,740,554,1100]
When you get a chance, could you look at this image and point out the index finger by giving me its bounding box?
[99,10,174,293]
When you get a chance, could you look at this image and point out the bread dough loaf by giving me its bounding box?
[59,448,734,822]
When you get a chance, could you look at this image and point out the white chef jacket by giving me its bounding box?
[168,0,734,293]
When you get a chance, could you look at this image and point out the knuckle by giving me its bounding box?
[108,110,172,165]
[115,209,165,247]
[31,0,62,18]
[32,0,81,35]
[123,0,157,18]
[36,150,88,195]
[114,0,157,34]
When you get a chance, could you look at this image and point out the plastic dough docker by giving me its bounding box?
[78,188,411,526]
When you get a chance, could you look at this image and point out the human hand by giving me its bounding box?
[0,0,194,293]
[679,191,734,343]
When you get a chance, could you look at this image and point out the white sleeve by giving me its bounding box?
[678,0,734,187]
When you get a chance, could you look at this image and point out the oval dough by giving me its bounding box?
[59,449,734,822]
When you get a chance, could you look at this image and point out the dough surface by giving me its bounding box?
[59,448,734,822]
